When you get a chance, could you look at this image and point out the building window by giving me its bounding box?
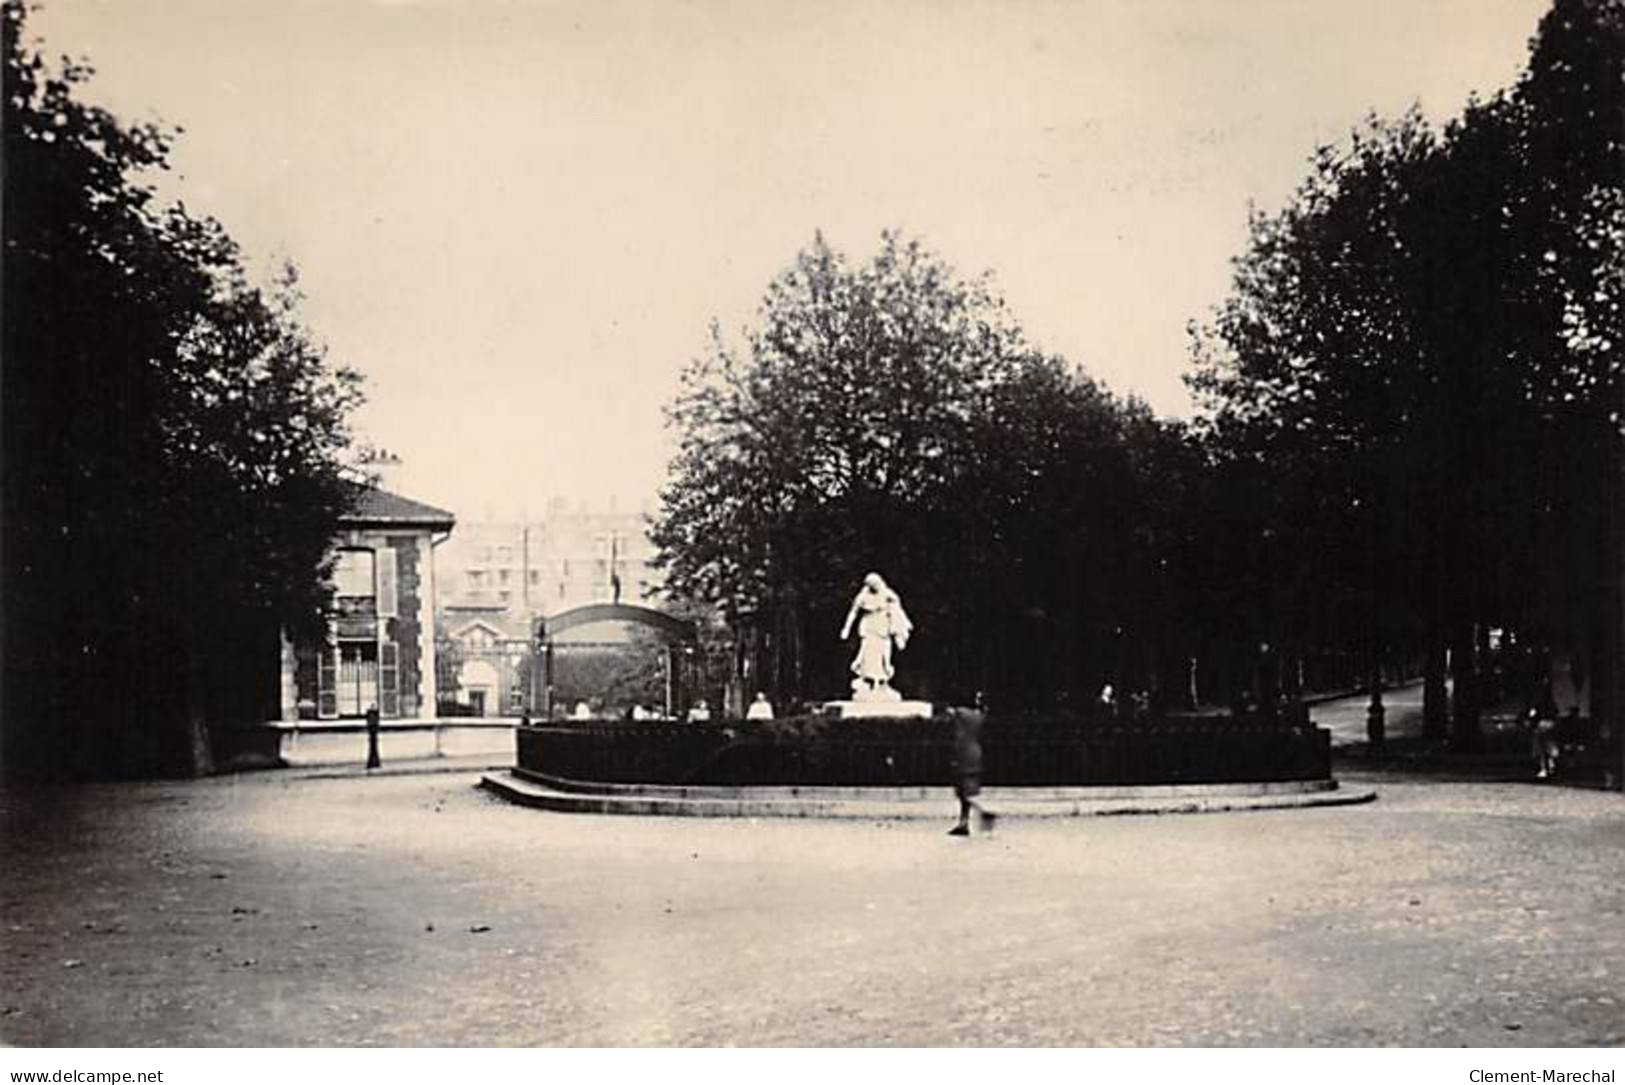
[334,549,375,599]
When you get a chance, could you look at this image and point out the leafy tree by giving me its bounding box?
[2,0,362,778]
[1188,0,1625,748]
[654,232,1027,700]
[1514,0,1625,745]
[1188,113,1450,717]
[655,231,1197,711]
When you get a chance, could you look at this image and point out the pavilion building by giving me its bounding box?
[279,484,456,720]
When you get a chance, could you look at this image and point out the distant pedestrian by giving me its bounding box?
[1529,685,1560,779]
[746,692,775,720]
[1097,683,1117,720]
[947,698,995,837]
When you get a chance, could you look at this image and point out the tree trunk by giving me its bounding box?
[1423,635,1449,740]
[1449,620,1480,751]
[1258,640,1280,722]
[1593,400,1625,789]
[182,632,216,778]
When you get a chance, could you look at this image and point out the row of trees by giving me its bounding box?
[1187,0,1623,745]
[652,0,1624,730]
[3,1,362,778]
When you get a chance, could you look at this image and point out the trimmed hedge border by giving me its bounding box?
[515,714,1331,788]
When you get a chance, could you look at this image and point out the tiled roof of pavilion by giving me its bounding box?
[340,483,456,529]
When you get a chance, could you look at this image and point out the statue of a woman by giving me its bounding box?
[840,572,912,697]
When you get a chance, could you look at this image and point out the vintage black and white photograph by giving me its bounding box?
[2,0,1623,1059]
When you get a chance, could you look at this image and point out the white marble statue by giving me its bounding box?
[840,572,913,700]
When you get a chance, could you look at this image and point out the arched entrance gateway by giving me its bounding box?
[530,603,700,720]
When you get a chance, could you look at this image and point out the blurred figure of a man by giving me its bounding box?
[947,695,995,837]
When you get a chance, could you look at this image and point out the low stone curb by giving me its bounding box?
[478,770,1377,819]
[257,757,513,781]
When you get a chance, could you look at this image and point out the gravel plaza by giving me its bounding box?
[2,759,1620,1048]
[7,0,1625,1068]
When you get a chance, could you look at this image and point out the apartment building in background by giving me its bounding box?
[431,499,665,715]
[436,498,663,619]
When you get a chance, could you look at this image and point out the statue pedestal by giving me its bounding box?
[823,699,934,719]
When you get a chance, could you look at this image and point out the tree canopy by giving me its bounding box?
[3,0,363,778]
[1186,0,1625,743]
[654,232,1193,710]
[656,0,1625,730]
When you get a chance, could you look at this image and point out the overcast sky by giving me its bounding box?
[29,0,1548,519]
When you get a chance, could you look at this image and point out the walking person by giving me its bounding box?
[947,696,996,836]
[1528,683,1561,779]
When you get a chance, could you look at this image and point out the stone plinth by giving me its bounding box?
[824,699,934,719]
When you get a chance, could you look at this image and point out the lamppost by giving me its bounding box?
[365,705,381,770]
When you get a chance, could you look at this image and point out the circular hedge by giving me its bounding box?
[515,713,1331,788]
